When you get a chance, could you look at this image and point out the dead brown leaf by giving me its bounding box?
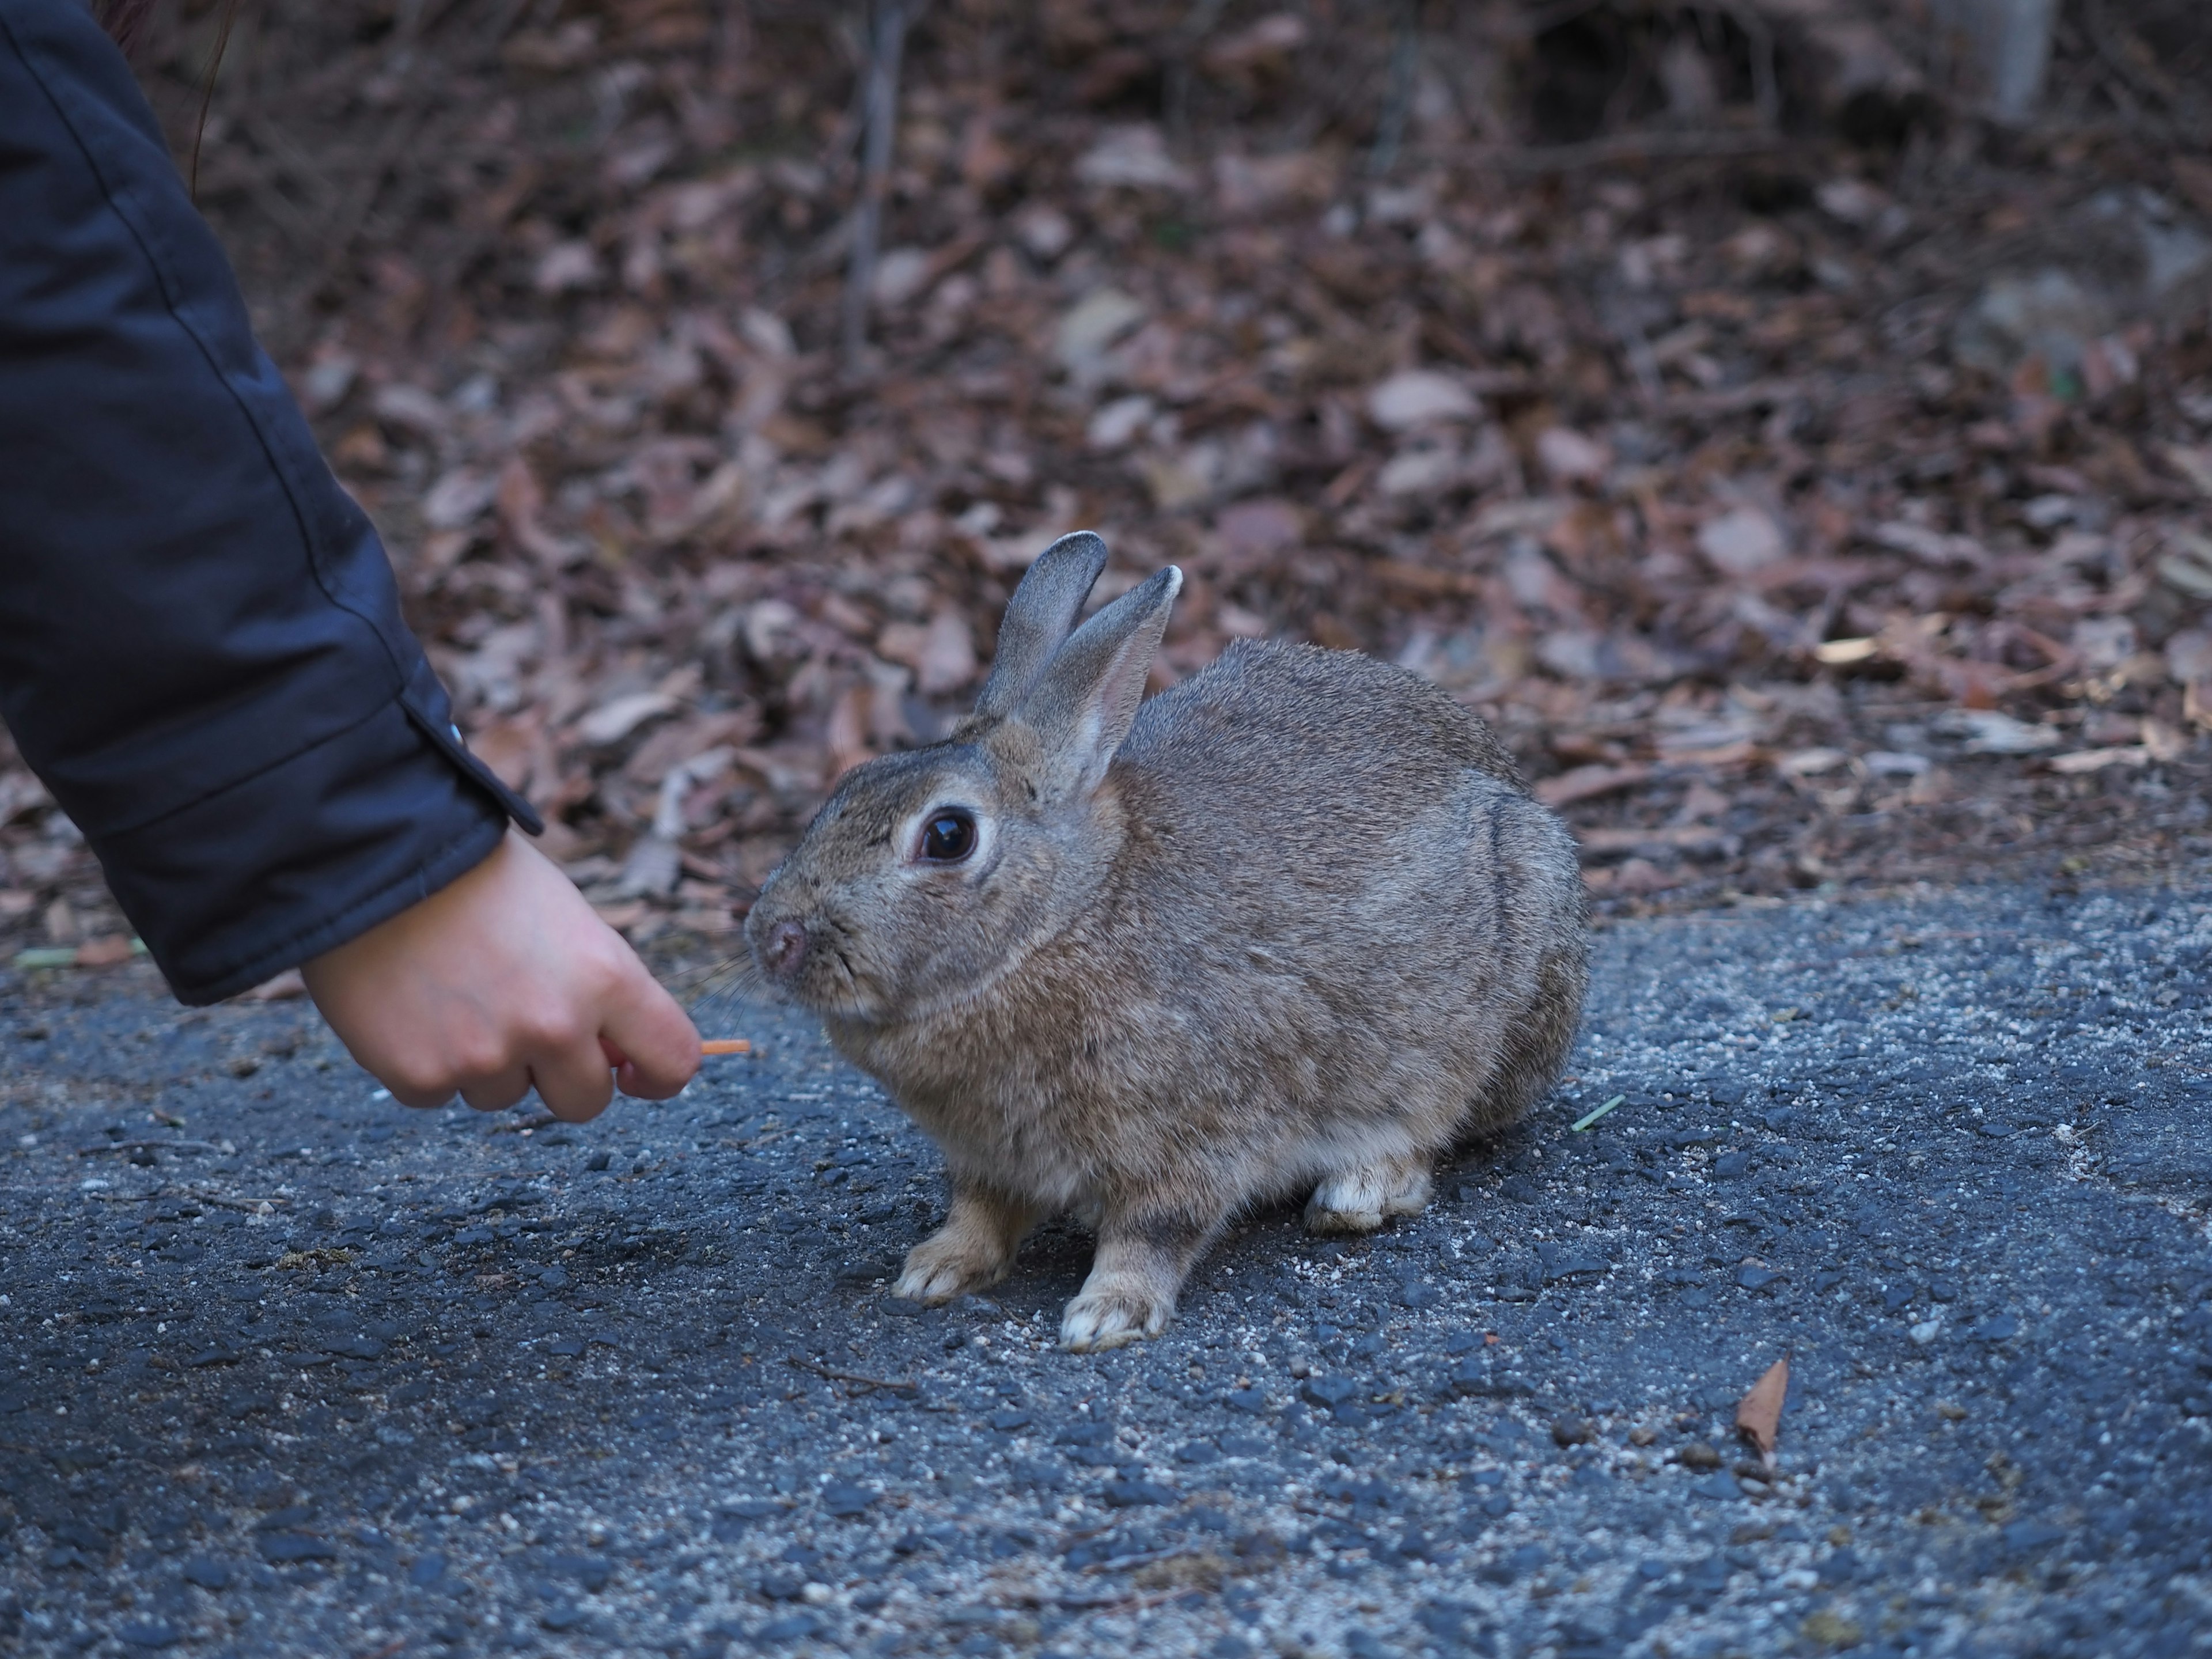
[1735,1353,1790,1459]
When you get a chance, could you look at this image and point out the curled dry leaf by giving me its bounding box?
[1735,1353,1790,1459]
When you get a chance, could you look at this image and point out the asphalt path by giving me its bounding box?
[1,882,2208,1659]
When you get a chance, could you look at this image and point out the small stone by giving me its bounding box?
[758,1569,809,1601]
[255,1533,337,1563]
[1224,1387,1267,1414]
[821,1480,877,1517]
[1175,1441,1220,1465]
[181,1558,232,1590]
[408,1552,446,1588]
[1679,1442,1724,1470]
[548,1553,612,1592]
[116,1623,181,1649]
[539,1604,588,1632]
[1736,1266,1782,1291]
[1550,1416,1596,1448]
[1299,1376,1359,1410]
[1801,1609,1862,1649]
[1101,1476,1177,1508]
[987,1408,1030,1431]
[755,1611,825,1643]
[2002,1520,2069,1553]
[1908,1317,1944,1345]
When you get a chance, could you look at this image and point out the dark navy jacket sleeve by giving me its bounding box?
[0,0,540,1005]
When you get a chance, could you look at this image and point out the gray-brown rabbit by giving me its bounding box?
[743,531,1587,1350]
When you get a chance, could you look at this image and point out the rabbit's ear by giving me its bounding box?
[973,531,1112,721]
[1006,566,1180,800]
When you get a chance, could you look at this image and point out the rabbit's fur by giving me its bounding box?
[744,532,1586,1350]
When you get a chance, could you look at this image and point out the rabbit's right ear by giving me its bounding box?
[972,531,1111,721]
[1003,566,1180,802]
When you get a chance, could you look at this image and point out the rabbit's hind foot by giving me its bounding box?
[893,1184,1037,1305]
[1304,1157,1433,1235]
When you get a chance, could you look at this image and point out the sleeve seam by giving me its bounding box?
[94,691,397,841]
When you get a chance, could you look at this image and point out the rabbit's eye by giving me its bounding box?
[919,809,976,863]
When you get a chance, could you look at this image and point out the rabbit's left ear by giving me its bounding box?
[1005,566,1180,801]
[974,531,1111,721]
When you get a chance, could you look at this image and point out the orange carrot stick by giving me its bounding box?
[700,1039,752,1055]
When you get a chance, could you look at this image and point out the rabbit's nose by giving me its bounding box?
[759,918,809,981]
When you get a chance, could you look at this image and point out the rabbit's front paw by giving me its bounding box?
[1059,1279,1174,1351]
[893,1230,1007,1304]
[1304,1158,1433,1235]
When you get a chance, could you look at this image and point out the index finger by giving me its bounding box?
[599,956,702,1100]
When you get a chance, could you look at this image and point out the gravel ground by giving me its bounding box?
[1,882,2209,1659]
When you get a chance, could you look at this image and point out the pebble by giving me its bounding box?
[820,1481,877,1518]
[1101,1477,1177,1508]
[180,1558,231,1590]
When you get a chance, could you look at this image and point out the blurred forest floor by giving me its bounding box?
[12,0,2212,983]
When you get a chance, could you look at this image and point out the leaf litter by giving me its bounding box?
[3,1,2210,983]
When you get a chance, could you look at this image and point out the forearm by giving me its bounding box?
[0,0,535,1001]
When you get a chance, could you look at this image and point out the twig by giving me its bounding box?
[184,1185,288,1213]
[1367,0,1420,178]
[2080,0,2197,135]
[77,1140,225,1157]
[841,0,917,373]
[1494,126,1789,174]
[1728,4,1779,129]
[188,0,246,200]
[785,1354,918,1394]
[1162,0,1230,151]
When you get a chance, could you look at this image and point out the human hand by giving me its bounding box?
[300,828,700,1120]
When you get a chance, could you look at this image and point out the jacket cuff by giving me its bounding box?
[91,689,521,1005]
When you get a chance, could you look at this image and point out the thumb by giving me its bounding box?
[600,955,701,1100]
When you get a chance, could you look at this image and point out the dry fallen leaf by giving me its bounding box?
[246,968,308,1002]
[1736,1353,1790,1459]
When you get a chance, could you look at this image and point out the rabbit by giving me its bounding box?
[743,530,1588,1351]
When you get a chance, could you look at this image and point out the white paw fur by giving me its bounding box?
[892,1231,1003,1304]
[1304,1162,1433,1235]
[1059,1279,1173,1351]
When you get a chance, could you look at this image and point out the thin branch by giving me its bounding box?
[77,1139,226,1157]
[1163,0,1230,152]
[785,1354,918,1394]
[842,0,916,374]
[1368,0,1421,178]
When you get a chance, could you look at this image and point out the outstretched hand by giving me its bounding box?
[300,829,700,1121]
